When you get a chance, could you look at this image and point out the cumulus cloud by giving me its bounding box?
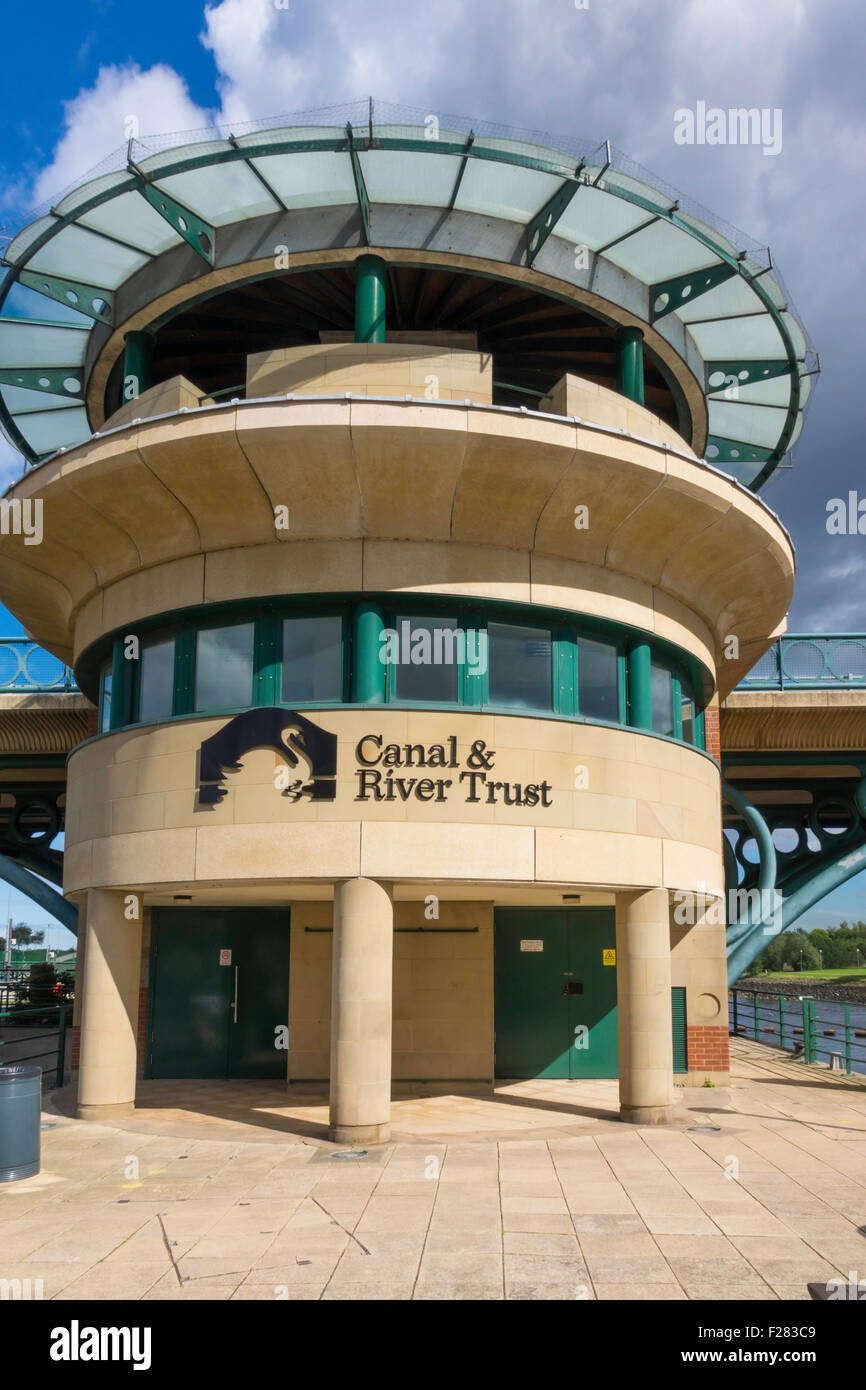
[6,0,866,639]
[33,63,212,207]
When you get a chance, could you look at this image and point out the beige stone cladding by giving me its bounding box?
[671,901,731,1085]
[288,899,493,1083]
[63,710,723,897]
[104,374,208,432]
[246,341,492,404]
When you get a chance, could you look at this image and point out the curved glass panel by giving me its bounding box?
[488,621,553,711]
[282,615,343,702]
[139,638,175,722]
[195,623,254,711]
[651,662,675,737]
[392,615,459,703]
[577,636,620,722]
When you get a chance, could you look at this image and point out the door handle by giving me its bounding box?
[231,965,238,1023]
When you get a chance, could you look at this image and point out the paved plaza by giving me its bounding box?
[2,1040,864,1301]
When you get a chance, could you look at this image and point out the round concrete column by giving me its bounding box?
[615,888,674,1125]
[76,889,142,1121]
[329,877,393,1143]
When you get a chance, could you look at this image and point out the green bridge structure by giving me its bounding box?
[2,631,865,984]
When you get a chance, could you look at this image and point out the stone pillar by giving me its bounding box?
[616,888,674,1124]
[329,877,393,1143]
[76,889,142,1121]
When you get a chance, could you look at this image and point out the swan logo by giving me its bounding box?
[197,708,338,805]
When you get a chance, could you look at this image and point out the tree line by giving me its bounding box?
[749,922,866,973]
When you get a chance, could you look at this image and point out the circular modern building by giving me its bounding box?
[0,102,812,1139]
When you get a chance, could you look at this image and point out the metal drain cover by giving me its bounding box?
[331,1150,368,1160]
[688,1125,722,1133]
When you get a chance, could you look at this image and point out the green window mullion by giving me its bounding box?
[353,600,386,704]
[554,628,576,717]
[464,612,488,708]
[108,637,134,731]
[254,615,282,706]
[173,629,195,716]
[672,674,683,741]
[463,607,484,708]
[695,706,706,751]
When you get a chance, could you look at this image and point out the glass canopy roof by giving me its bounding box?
[0,99,818,490]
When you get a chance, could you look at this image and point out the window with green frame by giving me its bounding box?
[87,597,706,751]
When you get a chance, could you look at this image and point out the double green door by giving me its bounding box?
[494,908,618,1078]
[148,908,290,1079]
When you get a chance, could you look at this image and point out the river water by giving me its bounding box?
[729,990,866,1076]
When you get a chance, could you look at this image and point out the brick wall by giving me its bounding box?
[686,1024,729,1074]
[703,702,721,761]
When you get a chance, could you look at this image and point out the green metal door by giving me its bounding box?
[494,908,618,1079]
[567,910,618,1079]
[494,910,570,1077]
[228,912,291,1079]
[149,908,290,1079]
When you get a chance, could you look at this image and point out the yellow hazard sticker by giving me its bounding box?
[602,949,616,966]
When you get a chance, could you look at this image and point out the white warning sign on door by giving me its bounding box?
[520,939,544,952]
[219,949,232,966]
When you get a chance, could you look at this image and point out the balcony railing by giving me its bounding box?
[0,638,75,692]
[736,634,866,690]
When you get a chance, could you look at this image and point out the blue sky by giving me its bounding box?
[2,0,865,941]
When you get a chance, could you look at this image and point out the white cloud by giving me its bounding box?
[33,63,212,208]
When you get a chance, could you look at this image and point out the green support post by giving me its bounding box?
[802,998,814,1064]
[352,600,386,704]
[122,330,154,403]
[627,641,652,730]
[617,325,645,405]
[354,255,387,344]
[845,1005,852,1075]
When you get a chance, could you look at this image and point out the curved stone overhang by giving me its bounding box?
[0,396,794,698]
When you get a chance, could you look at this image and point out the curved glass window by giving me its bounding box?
[577,637,620,723]
[488,622,553,711]
[195,623,254,711]
[391,615,460,703]
[651,662,675,737]
[282,616,342,703]
[87,596,707,751]
[98,665,112,733]
[139,638,175,722]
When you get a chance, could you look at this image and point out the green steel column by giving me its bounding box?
[617,325,645,405]
[354,255,387,343]
[122,330,153,402]
[627,641,653,730]
[353,601,386,704]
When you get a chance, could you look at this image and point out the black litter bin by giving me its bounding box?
[0,1065,41,1182]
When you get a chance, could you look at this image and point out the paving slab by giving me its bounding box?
[1,1037,862,1301]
